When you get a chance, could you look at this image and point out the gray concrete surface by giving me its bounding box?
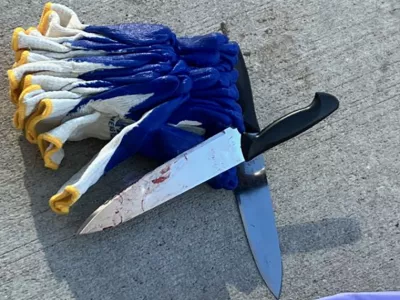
[1,0,400,299]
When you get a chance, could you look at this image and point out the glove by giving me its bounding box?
[22,74,112,95]
[8,2,245,215]
[49,94,189,214]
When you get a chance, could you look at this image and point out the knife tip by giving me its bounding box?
[271,287,282,300]
[266,279,282,300]
[265,264,283,300]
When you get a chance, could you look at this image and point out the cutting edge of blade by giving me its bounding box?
[237,196,283,299]
[235,155,283,299]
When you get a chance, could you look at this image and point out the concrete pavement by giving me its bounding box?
[1,0,400,299]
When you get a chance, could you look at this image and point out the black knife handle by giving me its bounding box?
[241,92,339,161]
[235,51,260,132]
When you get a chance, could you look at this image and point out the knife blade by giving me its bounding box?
[77,88,339,235]
[234,50,282,299]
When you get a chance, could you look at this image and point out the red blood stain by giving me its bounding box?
[152,174,170,184]
[160,165,170,174]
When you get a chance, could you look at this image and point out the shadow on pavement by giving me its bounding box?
[279,217,361,255]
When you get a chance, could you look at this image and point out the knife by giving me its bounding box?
[234,50,283,299]
[77,80,339,236]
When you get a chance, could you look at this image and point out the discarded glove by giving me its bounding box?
[8,2,245,215]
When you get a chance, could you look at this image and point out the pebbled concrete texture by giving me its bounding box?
[1,0,400,299]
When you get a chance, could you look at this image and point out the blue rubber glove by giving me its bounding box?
[9,2,246,215]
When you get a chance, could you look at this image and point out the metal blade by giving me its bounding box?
[78,127,245,234]
[234,49,282,298]
[235,154,282,299]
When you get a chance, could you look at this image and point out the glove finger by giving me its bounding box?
[20,45,176,61]
[79,61,174,81]
[24,95,82,143]
[12,27,110,54]
[37,2,85,36]
[191,85,239,100]
[170,100,244,136]
[138,124,205,162]
[12,28,70,53]
[176,33,228,52]
[189,68,239,90]
[17,49,106,60]
[179,51,220,67]
[169,105,231,136]
[37,112,114,169]
[83,23,176,46]
[218,69,239,87]
[7,59,121,99]
[66,75,186,120]
[176,33,239,67]
[22,74,112,95]
[189,106,244,134]
[188,97,243,117]
[94,70,162,85]
[71,52,176,68]
[12,50,51,68]
[15,84,81,130]
[189,67,219,90]
[219,42,240,65]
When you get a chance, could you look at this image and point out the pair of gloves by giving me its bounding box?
[8,2,245,215]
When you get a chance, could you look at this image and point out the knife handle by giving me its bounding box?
[241,92,339,161]
[235,50,261,133]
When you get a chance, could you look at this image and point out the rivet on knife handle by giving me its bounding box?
[241,92,339,161]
